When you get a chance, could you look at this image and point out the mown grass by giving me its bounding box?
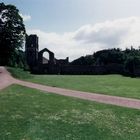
[7,67,140,99]
[7,67,33,80]
[0,85,140,140]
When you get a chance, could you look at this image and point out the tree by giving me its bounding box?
[0,3,26,66]
[93,48,124,65]
[124,48,140,76]
[70,55,95,65]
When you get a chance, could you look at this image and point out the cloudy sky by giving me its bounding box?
[3,0,140,60]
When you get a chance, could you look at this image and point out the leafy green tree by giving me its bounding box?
[70,55,95,65]
[0,2,26,66]
[124,48,140,76]
[93,48,124,65]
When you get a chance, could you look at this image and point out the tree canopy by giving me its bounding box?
[70,55,95,66]
[0,2,26,66]
[70,47,140,76]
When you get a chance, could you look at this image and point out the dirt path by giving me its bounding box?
[0,66,140,109]
[0,67,16,90]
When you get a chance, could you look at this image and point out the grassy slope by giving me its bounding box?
[0,85,140,140]
[7,67,140,99]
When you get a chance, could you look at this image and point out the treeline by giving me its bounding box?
[70,47,140,77]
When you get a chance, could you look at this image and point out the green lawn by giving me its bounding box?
[8,67,140,99]
[0,85,140,140]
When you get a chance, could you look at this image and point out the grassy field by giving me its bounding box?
[8,67,140,99]
[0,85,140,140]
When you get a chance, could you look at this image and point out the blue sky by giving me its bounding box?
[3,0,140,32]
[2,0,140,60]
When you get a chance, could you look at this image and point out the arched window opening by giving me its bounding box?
[42,52,49,64]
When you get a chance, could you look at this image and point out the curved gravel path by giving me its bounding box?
[0,66,140,109]
[0,66,16,90]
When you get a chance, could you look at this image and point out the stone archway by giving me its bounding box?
[38,48,55,65]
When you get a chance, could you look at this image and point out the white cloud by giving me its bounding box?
[74,17,140,48]
[20,13,31,21]
[27,17,140,61]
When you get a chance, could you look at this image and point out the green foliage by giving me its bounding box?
[7,67,33,79]
[71,47,140,76]
[70,55,95,65]
[0,2,26,66]
[7,67,140,99]
[7,50,28,68]
[0,85,140,140]
[123,48,140,76]
[93,48,124,65]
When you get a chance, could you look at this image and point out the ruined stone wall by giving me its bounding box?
[60,65,107,75]
[31,64,124,75]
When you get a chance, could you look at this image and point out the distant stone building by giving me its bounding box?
[25,34,69,74]
[25,34,124,75]
[25,35,39,67]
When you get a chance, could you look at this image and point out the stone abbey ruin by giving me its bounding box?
[25,34,69,74]
[25,34,109,74]
[25,34,140,75]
